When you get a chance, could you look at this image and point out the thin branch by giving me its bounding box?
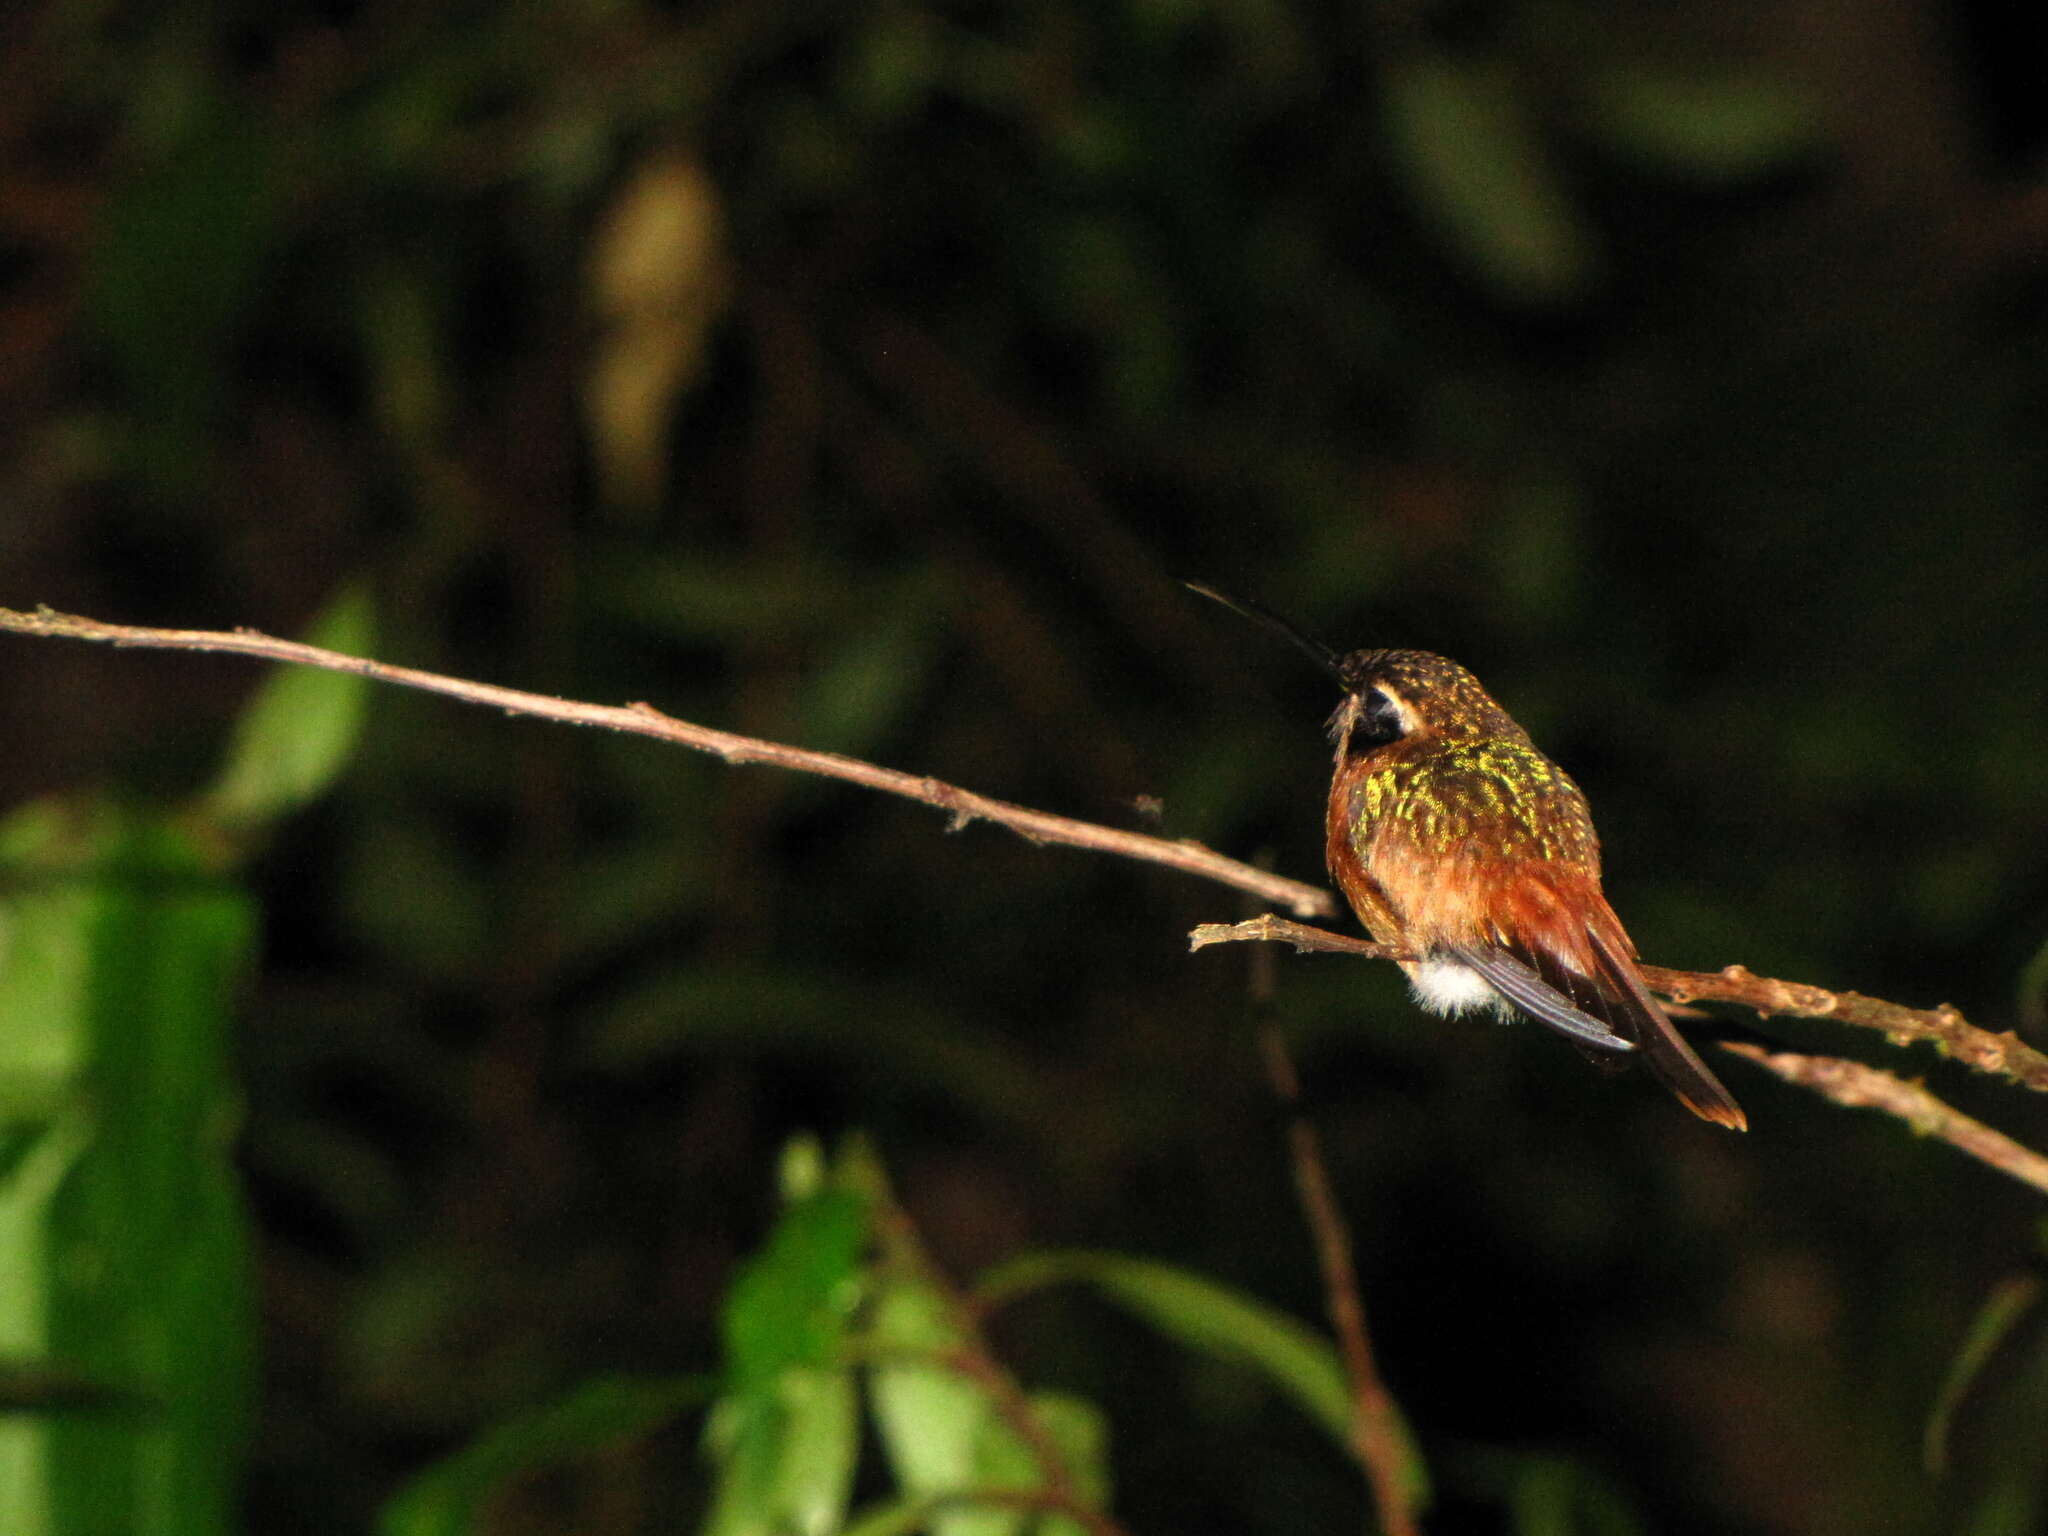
[1236,895,1420,1536]
[1643,963,2048,1094]
[1193,914,1404,963]
[1193,916,2048,1096]
[1721,1044,2048,1198]
[0,605,1333,918]
[1153,901,1430,1530]
[1257,1034,1422,1535]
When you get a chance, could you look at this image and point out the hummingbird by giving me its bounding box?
[1191,584,1745,1131]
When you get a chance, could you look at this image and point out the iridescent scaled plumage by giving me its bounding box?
[1321,648,1747,1130]
[1348,742,1598,868]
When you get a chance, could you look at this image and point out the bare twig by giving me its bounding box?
[1193,916,2048,1097]
[1721,1045,2048,1198]
[1257,1032,1422,1535]
[0,605,1333,918]
[1644,963,2048,1094]
[1193,914,1404,963]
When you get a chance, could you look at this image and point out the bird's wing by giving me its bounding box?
[1478,902,1747,1129]
[1581,921,1748,1131]
[1446,944,1636,1054]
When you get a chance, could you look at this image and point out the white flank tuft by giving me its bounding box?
[1408,957,1509,1018]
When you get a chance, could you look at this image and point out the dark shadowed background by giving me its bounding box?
[4,1,2048,1532]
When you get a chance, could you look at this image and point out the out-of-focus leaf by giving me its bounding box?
[723,1187,868,1385]
[979,1250,1424,1504]
[796,580,942,760]
[0,798,254,1536]
[1501,1453,1647,1536]
[2013,934,2048,1040]
[869,1274,1002,1536]
[338,1248,566,1434]
[840,12,943,123]
[702,1170,870,1536]
[601,551,838,644]
[338,813,492,982]
[1581,67,1819,181]
[703,1367,860,1536]
[1382,58,1597,306]
[1926,1275,2040,1474]
[842,1497,947,1536]
[581,966,1055,1146]
[869,1191,1108,1536]
[969,1391,1108,1536]
[1962,1479,2046,1536]
[205,586,375,832]
[584,153,730,511]
[377,1372,711,1536]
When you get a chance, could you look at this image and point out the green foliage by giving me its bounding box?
[206,587,377,834]
[978,1249,1383,1477]
[1578,64,1819,179]
[1382,58,1598,306]
[379,1374,714,1536]
[0,590,373,1535]
[375,1138,1416,1533]
[0,802,254,1535]
[1925,1276,2039,1475]
[1493,1453,1648,1536]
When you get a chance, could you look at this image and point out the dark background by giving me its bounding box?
[5,1,2048,1531]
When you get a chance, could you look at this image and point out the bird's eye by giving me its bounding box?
[1355,688,1405,747]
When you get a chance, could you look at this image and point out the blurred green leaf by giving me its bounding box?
[1503,1453,1646,1536]
[724,1186,868,1385]
[867,1173,1109,1536]
[582,966,1056,1146]
[600,552,843,645]
[703,1170,871,1536]
[1926,1275,2040,1475]
[2015,934,2048,1040]
[869,1276,1020,1536]
[797,580,943,760]
[978,1248,1423,1501]
[870,1278,1111,1536]
[0,799,254,1536]
[1581,66,1819,181]
[205,586,375,832]
[378,1372,711,1536]
[1382,57,1597,305]
[338,812,493,983]
[1962,1479,2047,1536]
[843,1497,949,1536]
[975,1392,1108,1536]
[841,12,943,123]
[703,1365,860,1536]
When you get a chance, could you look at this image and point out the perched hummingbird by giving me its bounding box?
[1192,585,1746,1130]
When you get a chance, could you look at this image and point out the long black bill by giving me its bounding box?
[1183,581,1346,686]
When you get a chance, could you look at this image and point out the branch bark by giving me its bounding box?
[1643,963,2048,1093]
[1721,1045,2048,1198]
[0,605,1332,918]
[1191,916,2048,1098]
